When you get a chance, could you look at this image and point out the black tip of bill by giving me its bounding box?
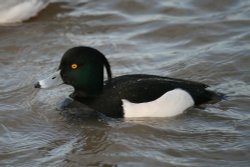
[34,82,41,88]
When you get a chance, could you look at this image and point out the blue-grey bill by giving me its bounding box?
[37,70,63,88]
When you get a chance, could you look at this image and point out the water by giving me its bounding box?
[0,0,250,166]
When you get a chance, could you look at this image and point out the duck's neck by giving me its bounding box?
[70,89,102,99]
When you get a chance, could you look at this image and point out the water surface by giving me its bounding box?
[0,0,250,166]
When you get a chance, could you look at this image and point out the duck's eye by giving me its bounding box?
[71,64,78,69]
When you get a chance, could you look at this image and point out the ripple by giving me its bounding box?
[1,0,250,166]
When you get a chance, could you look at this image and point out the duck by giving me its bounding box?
[34,46,222,118]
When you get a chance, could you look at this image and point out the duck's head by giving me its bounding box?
[34,46,112,95]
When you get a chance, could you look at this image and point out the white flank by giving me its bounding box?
[122,89,194,118]
[38,70,64,88]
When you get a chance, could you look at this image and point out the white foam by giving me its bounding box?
[0,0,49,24]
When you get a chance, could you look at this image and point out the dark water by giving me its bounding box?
[1,0,250,166]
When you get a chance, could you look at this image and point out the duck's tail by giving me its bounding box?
[205,89,225,104]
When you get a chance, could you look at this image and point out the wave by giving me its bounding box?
[0,0,50,24]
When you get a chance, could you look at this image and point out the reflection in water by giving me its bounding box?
[0,0,250,166]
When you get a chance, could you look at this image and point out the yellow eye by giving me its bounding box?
[71,63,78,69]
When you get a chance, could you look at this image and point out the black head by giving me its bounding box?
[58,46,112,95]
